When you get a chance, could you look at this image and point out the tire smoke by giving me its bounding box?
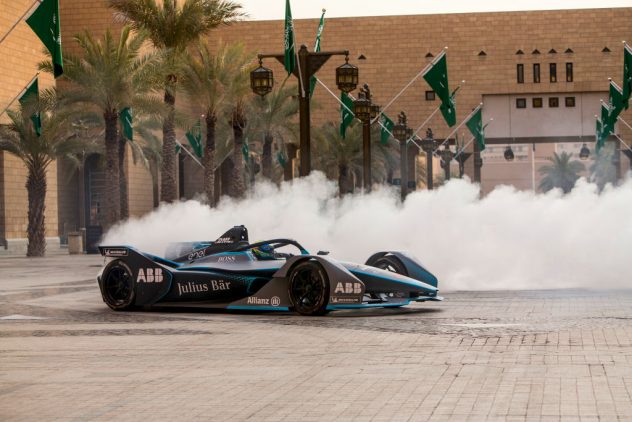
[103,172,632,290]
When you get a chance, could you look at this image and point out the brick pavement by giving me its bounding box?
[1,255,631,421]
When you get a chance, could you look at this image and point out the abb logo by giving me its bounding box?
[136,268,164,283]
[334,282,362,295]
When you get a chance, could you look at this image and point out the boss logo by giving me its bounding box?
[334,282,362,295]
[136,268,164,283]
[218,256,236,263]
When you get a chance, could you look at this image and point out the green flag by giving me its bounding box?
[599,103,614,152]
[185,120,203,158]
[26,0,63,78]
[465,107,486,151]
[380,114,394,145]
[439,90,457,127]
[309,10,326,98]
[623,43,632,109]
[284,0,296,76]
[242,138,249,162]
[176,143,182,154]
[18,77,42,136]
[596,118,605,153]
[423,51,457,127]
[609,81,625,119]
[339,92,354,139]
[277,151,287,167]
[119,107,133,141]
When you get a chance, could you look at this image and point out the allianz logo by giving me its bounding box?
[247,296,281,306]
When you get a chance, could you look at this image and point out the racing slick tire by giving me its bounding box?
[371,255,408,276]
[101,259,136,311]
[288,261,329,316]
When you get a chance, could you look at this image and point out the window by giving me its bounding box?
[565,96,576,107]
[549,63,557,82]
[533,63,540,83]
[517,64,524,83]
[532,98,543,108]
[516,98,527,109]
[549,97,559,107]
[425,91,435,101]
[566,63,573,82]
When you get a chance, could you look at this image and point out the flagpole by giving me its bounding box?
[0,0,41,46]
[613,134,632,154]
[175,139,203,168]
[432,104,483,152]
[0,72,40,118]
[451,117,494,161]
[372,47,448,124]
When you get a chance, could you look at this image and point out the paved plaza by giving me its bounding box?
[1,255,632,421]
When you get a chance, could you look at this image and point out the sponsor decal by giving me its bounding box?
[330,296,361,304]
[214,237,233,244]
[218,256,236,263]
[137,268,164,283]
[187,249,206,260]
[104,248,128,257]
[246,295,281,306]
[177,280,231,296]
[333,282,363,295]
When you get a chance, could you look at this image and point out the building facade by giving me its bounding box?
[1,2,631,253]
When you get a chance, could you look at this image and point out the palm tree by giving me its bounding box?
[109,0,244,203]
[538,151,585,193]
[589,144,617,191]
[225,46,255,197]
[247,80,298,179]
[43,27,162,228]
[0,92,86,256]
[180,42,236,205]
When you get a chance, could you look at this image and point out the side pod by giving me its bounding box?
[98,246,174,306]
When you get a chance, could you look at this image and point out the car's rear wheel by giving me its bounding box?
[101,260,135,311]
[372,255,408,276]
[289,261,329,316]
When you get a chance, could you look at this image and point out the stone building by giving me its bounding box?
[1,2,631,253]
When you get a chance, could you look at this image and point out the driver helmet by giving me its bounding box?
[252,243,275,259]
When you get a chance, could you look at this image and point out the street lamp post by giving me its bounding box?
[251,45,358,177]
[439,143,453,181]
[393,112,413,201]
[420,128,436,190]
[353,84,380,191]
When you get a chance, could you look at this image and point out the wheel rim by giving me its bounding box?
[290,266,325,314]
[104,265,132,306]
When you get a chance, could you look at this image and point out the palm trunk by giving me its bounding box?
[204,113,216,206]
[160,76,178,203]
[338,164,352,197]
[221,159,234,197]
[231,109,246,197]
[104,111,120,228]
[118,133,129,219]
[26,164,47,257]
[262,133,273,179]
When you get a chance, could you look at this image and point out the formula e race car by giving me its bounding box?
[97,226,442,315]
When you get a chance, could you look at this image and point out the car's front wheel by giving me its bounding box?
[288,261,329,316]
[101,260,135,311]
[372,255,408,276]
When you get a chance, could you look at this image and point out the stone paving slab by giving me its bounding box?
[0,255,631,421]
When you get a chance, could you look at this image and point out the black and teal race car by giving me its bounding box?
[97,226,442,316]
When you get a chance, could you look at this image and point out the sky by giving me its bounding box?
[238,0,631,20]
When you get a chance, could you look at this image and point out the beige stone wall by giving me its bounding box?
[0,0,59,242]
[126,146,155,218]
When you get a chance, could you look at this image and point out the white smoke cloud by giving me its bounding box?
[103,172,632,291]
